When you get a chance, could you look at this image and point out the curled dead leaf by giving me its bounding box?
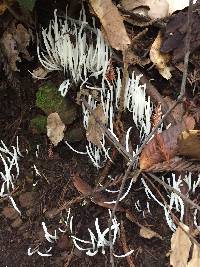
[187,244,200,267]
[139,226,162,240]
[178,130,200,160]
[163,97,182,124]
[170,223,191,267]
[140,116,195,170]
[72,175,125,212]
[168,0,197,15]
[150,31,171,80]
[121,0,196,18]
[1,21,33,71]
[89,0,130,51]
[31,66,50,79]
[0,1,7,15]
[86,104,106,148]
[121,0,169,19]
[145,157,200,172]
[47,113,65,146]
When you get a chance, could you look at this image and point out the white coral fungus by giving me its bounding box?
[0,137,22,214]
[70,210,134,257]
[142,173,200,231]
[37,8,110,85]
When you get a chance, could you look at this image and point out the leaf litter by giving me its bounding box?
[1,0,200,266]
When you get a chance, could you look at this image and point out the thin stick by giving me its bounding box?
[142,173,200,248]
[180,0,193,119]
[83,95,183,266]
[120,221,136,267]
[147,172,200,212]
[82,98,133,161]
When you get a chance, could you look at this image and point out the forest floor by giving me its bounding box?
[0,0,200,266]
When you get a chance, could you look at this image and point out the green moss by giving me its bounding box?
[36,82,64,114]
[36,81,77,125]
[30,115,47,133]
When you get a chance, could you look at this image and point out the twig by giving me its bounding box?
[84,93,183,266]
[120,221,136,267]
[82,98,133,161]
[83,76,183,267]
[142,173,200,248]
[64,246,75,267]
[180,0,193,119]
[108,95,183,264]
[147,172,200,212]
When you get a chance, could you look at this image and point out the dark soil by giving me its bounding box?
[1,1,199,267]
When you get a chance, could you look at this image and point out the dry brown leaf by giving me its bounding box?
[163,97,182,124]
[72,174,93,195]
[121,0,169,19]
[86,104,106,148]
[31,66,50,79]
[89,0,130,51]
[121,0,197,19]
[0,1,7,15]
[167,0,197,15]
[1,22,33,71]
[120,0,149,13]
[139,226,162,240]
[72,175,125,212]
[187,244,200,267]
[178,130,200,160]
[170,223,191,267]
[145,157,200,172]
[147,0,169,19]
[150,31,171,79]
[47,112,65,146]
[140,116,195,170]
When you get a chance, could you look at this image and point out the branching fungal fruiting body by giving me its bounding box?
[142,172,200,231]
[37,8,110,87]
[0,138,22,214]
[37,7,153,172]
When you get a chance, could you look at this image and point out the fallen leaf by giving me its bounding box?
[145,156,200,172]
[1,21,33,71]
[72,174,93,195]
[86,104,106,148]
[167,0,197,15]
[47,113,65,146]
[31,66,50,79]
[147,0,169,19]
[121,0,197,18]
[120,0,149,12]
[160,5,200,63]
[0,1,7,15]
[178,130,200,160]
[139,226,162,240]
[163,96,182,124]
[150,31,171,80]
[140,116,195,170]
[187,244,200,267]
[89,0,130,51]
[170,223,191,267]
[73,175,125,211]
[121,0,169,19]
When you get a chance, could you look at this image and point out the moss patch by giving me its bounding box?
[30,115,47,133]
[36,82,77,125]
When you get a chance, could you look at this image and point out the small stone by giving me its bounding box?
[19,192,34,208]
[11,217,23,228]
[2,207,19,220]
